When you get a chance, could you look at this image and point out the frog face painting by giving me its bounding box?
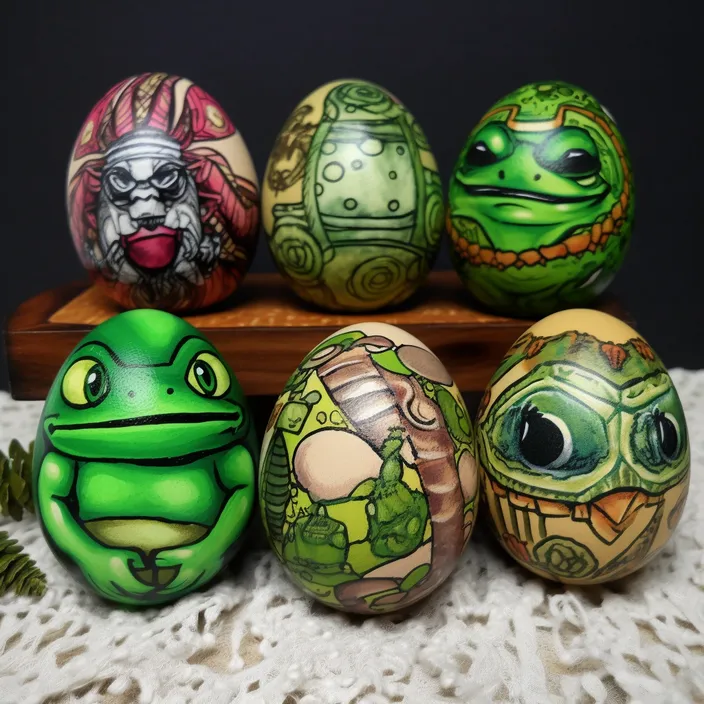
[33,310,257,605]
[476,310,689,584]
[259,323,478,614]
[448,82,634,316]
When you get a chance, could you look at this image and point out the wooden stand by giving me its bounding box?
[5,272,632,401]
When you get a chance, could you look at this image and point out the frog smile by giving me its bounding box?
[461,185,608,204]
[47,410,242,433]
[45,410,245,462]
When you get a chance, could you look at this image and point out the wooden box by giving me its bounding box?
[5,272,631,403]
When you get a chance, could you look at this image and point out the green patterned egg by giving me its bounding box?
[448,81,634,317]
[476,310,690,584]
[262,80,444,311]
[259,323,478,614]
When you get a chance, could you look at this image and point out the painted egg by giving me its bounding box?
[262,80,444,311]
[66,72,260,312]
[448,81,634,317]
[259,323,478,614]
[476,309,690,584]
[33,309,258,605]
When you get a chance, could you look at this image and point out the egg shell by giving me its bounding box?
[447,81,634,317]
[32,309,258,605]
[262,80,444,311]
[66,72,260,312]
[258,322,478,614]
[476,309,690,584]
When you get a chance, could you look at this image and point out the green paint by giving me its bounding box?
[266,81,443,311]
[449,81,634,316]
[478,332,689,503]
[33,309,258,606]
[367,429,428,558]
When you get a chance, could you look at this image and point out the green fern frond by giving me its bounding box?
[1,440,35,520]
[0,531,46,598]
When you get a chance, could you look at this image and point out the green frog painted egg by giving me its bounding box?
[33,310,258,605]
[259,323,478,613]
[448,81,634,317]
[262,80,444,312]
[476,310,689,584]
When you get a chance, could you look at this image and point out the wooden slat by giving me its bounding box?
[5,272,632,400]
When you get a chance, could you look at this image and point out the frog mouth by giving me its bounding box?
[448,173,632,270]
[48,411,241,432]
[461,185,608,204]
[46,411,243,461]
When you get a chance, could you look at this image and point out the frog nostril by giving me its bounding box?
[534,174,541,181]
[127,391,135,399]
[498,170,505,180]
[166,388,174,395]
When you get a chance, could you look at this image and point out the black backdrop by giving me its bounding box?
[2,0,702,392]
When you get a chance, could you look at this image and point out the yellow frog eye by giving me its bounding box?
[186,352,231,398]
[61,358,110,407]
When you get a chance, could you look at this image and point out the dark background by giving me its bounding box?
[2,1,701,392]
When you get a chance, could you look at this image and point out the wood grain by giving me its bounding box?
[5,272,633,401]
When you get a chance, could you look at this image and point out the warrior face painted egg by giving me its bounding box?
[448,81,634,317]
[67,73,260,312]
[33,310,258,605]
[476,310,690,584]
[262,80,444,311]
[259,323,478,613]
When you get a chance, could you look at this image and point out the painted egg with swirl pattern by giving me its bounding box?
[262,80,444,311]
[258,323,478,613]
[476,309,690,584]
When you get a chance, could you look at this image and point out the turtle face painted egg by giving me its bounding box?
[448,81,634,317]
[259,323,478,613]
[262,80,444,311]
[67,73,260,313]
[33,310,258,605]
[476,310,690,584]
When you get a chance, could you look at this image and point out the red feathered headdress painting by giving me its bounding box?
[67,73,260,311]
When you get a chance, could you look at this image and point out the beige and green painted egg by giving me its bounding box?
[262,80,444,311]
[476,309,690,584]
[258,323,478,614]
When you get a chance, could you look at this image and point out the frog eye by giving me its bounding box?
[535,127,601,181]
[464,123,515,167]
[186,352,231,398]
[517,405,573,471]
[62,358,110,407]
[632,407,685,469]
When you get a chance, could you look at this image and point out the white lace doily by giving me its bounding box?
[1,371,702,704]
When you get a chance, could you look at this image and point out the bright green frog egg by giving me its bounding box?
[448,81,634,317]
[33,309,258,605]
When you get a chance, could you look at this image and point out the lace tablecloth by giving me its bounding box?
[1,371,702,704]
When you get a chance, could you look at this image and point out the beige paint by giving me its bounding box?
[457,451,478,503]
[261,79,350,235]
[293,429,382,501]
[483,473,690,585]
[364,540,432,579]
[326,321,435,352]
[527,309,643,345]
